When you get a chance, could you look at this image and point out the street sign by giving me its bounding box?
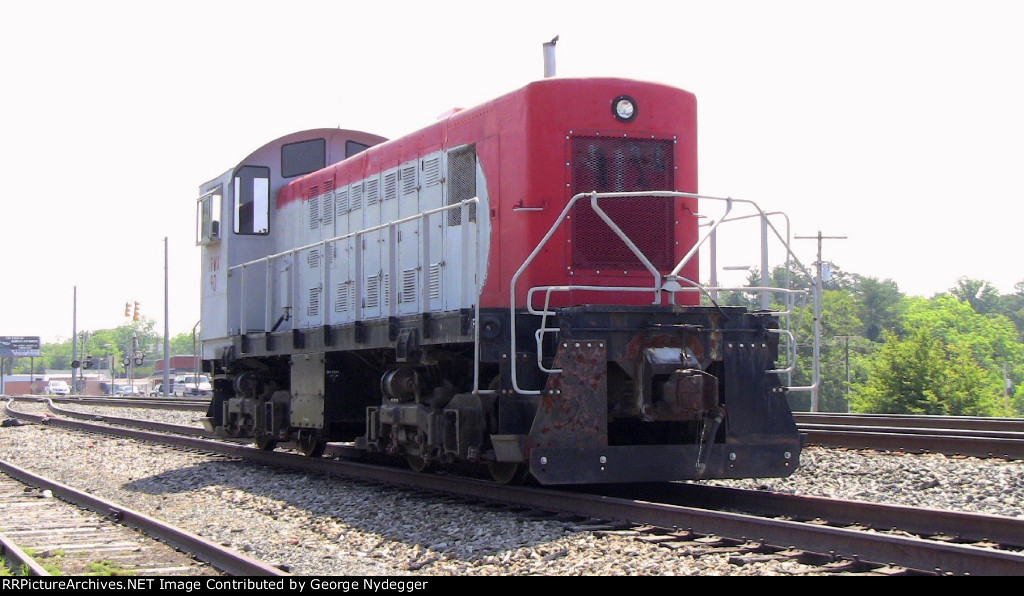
[0,336,41,357]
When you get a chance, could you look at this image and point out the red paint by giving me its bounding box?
[278,78,699,309]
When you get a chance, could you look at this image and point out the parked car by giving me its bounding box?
[117,385,144,397]
[173,374,212,397]
[45,380,70,396]
[149,381,179,396]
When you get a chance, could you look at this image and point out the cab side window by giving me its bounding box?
[234,166,270,235]
[196,187,222,245]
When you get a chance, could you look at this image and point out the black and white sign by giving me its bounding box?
[0,336,41,357]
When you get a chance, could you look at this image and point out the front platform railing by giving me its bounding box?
[508,191,821,399]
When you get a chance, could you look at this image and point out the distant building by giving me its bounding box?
[1,371,112,396]
[153,355,201,374]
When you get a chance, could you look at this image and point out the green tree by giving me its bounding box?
[853,276,904,342]
[786,289,870,412]
[169,332,200,357]
[999,281,1024,342]
[949,277,1001,315]
[850,295,1021,416]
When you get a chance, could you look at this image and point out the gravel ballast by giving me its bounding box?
[2,403,1022,576]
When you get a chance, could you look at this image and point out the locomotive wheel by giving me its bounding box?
[254,434,277,451]
[406,453,434,474]
[297,431,327,458]
[487,462,528,485]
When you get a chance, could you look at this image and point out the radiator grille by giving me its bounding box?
[447,145,477,225]
[570,137,675,271]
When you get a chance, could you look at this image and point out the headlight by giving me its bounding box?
[612,95,637,122]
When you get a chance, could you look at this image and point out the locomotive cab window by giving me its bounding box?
[196,187,222,245]
[281,138,326,178]
[346,140,370,158]
[234,165,270,235]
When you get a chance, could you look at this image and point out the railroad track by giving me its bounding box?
[0,459,285,576]
[38,394,1024,457]
[39,395,1024,461]
[5,397,1023,575]
[793,412,1024,459]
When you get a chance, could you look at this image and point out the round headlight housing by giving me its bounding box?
[612,95,637,122]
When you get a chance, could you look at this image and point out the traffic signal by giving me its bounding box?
[124,302,131,317]
[83,355,94,369]
[133,301,140,321]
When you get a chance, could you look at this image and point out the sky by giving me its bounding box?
[2,0,1022,344]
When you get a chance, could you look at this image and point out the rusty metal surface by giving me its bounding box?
[531,340,608,449]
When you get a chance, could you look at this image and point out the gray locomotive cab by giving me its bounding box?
[196,129,386,364]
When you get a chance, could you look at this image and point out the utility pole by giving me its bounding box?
[71,286,78,396]
[834,335,857,412]
[795,230,846,412]
[163,237,170,397]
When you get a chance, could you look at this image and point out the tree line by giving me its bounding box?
[715,267,1024,416]
[2,319,199,381]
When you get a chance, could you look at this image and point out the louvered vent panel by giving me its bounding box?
[351,183,363,211]
[336,188,349,214]
[400,269,418,303]
[334,281,353,313]
[323,180,335,225]
[366,179,380,206]
[307,287,321,317]
[365,276,380,309]
[423,158,441,186]
[307,248,321,268]
[309,187,320,229]
[428,263,442,300]
[384,172,397,201]
[401,166,417,195]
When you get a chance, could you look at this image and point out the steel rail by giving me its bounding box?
[0,531,50,576]
[800,427,1024,460]
[0,456,287,577]
[45,399,214,437]
[598,482,1024,551]
[6,401,1022,575]
[796,412,1024,433]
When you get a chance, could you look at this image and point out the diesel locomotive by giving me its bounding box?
[196,76,812,484]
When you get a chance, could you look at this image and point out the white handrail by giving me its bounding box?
[508,190,820,396]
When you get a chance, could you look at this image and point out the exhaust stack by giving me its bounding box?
[543,35,558,78]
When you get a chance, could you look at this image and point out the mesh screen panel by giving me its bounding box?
[447,145,477,225]
[571,137,675,271]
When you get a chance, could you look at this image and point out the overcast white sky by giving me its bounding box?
[2,0,1022,343]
